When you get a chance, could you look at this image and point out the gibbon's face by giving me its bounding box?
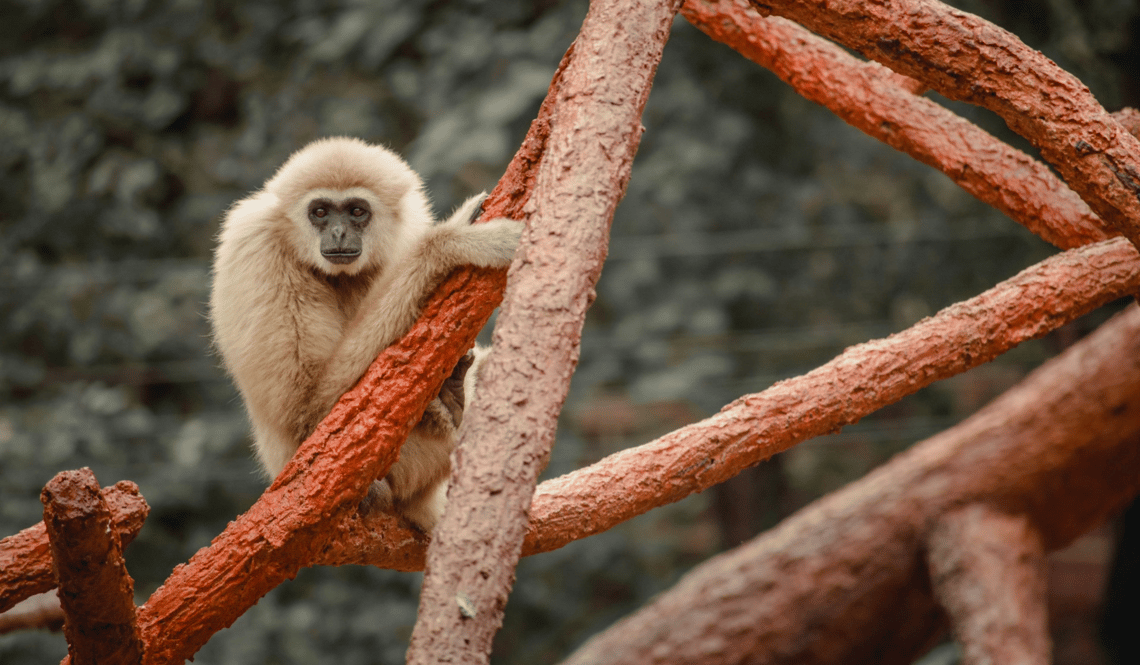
[309,196,370,264]
[290,187,394,275]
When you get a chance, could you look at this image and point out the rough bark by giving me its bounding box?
[406,1,684,662]
[42,469,143,665]
[746,0,1140,251]
[522,237,1140,555]
[681,0,1114,250]
[928,506,1051,665]
[312,237,1140,570]
[0,481,147,614]
[561,301,1140,665]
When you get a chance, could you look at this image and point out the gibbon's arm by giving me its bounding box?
[302,195,522,436]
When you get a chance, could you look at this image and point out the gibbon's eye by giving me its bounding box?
[351,207,365,218]
[313,207,328,218]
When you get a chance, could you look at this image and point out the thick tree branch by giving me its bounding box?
[746,0,1140,251]
[132,263,508,664]
[0,481,147,614]
[928,506,1050,665]
[681,0,1114,250]
[406,1,684,662]
[42,469,143,665]
[561,301,1140,665]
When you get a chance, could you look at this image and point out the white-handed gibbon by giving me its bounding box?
[209,137,522,531]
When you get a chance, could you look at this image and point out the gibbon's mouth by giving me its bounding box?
[322,250,361,265]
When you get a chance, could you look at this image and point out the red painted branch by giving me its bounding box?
[406,1,684,662]
[561,300,1140,665]
[0,481,147,614]
[134,265,505,664]
[42,469,143,665]
[681,0,1113,250]
[522,237,1140,556]
[928,506,1050,665]
[746,0,1140,251]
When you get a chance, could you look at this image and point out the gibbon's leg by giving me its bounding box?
[362,349,479,527]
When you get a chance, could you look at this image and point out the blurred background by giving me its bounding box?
[1,0,1138,663]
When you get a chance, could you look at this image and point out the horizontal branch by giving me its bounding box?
[316,236,1140,569]
[0,481,147,614]
[746,0,1140,250]
[562,297,1140,665]
[681,0,1113,250]
[42,469,143,665]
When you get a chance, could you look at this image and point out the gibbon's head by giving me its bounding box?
[265,137,432,275]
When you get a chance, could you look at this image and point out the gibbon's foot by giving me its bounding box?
[438,350,474,427]
[359,479,394,514]
[466,193,488,224]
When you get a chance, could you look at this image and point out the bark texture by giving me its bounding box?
[562,302,1140,665]
[0,480,147,614]
[681,0,1114,250]
[41,469,143,665]
[928,506,1050,665]
[747,0,1140,250]
[406,1,684,662]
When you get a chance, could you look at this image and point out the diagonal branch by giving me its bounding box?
[406,0,686,662]
[560,299,1140,665]
[746,0,1140,250]
[681,0,1113,250]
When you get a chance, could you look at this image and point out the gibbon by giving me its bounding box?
[209,137,522,531]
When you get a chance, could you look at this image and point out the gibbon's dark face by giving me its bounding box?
[308,197,372,265]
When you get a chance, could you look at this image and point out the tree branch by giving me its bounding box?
[928,505,1051,665]
[746,0,1140,250]
[560,300,1140,665]
[42,469,143,665]
[681,0,1114,250]
[406,1,685,662]
[0,481,147,614]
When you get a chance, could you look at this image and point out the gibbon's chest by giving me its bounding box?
[311,269,377,324]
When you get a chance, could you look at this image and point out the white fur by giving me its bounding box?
[209,137,521,531]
